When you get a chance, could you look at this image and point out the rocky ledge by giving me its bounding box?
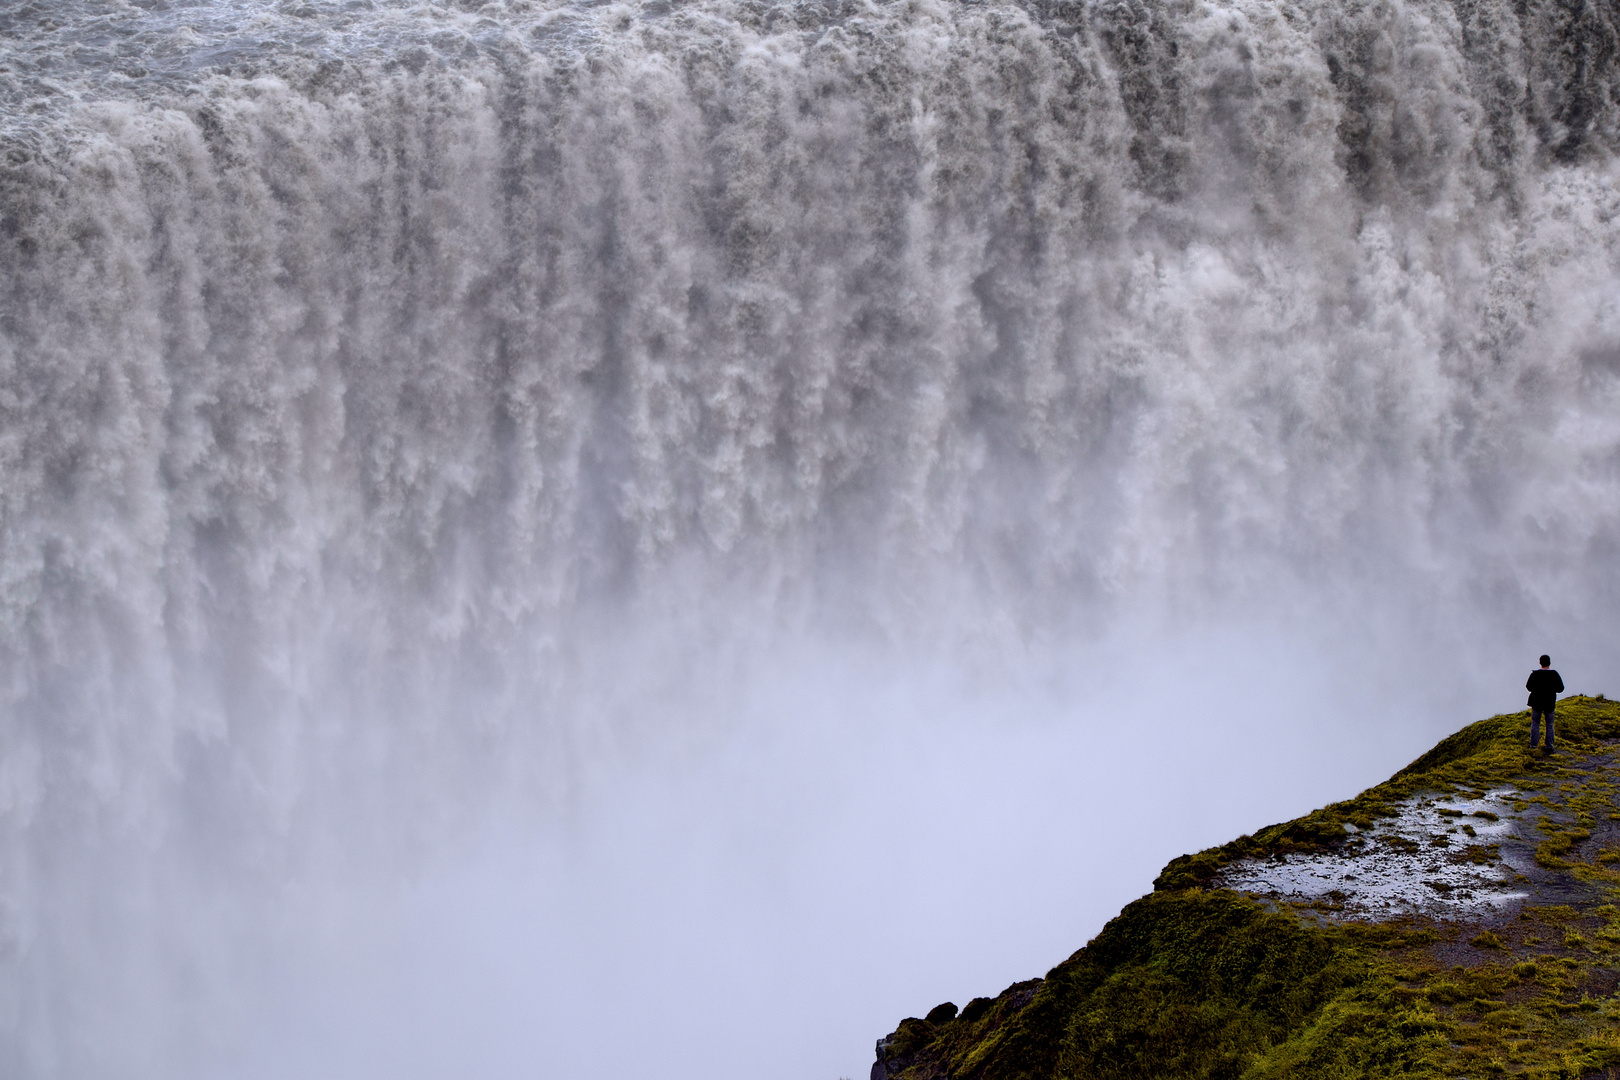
[873,696,1620,1080]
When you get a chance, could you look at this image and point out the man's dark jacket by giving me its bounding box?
[1527,669,1565,710]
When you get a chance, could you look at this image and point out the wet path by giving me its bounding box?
[1215,742,1620,923]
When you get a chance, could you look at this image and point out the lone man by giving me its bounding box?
[1527,654,1565,753]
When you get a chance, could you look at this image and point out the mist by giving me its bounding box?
[2,0,1619,1076]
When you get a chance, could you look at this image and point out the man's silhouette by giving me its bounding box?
[1527,655,1564,753]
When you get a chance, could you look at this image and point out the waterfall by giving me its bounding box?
[2,0,1618,1075]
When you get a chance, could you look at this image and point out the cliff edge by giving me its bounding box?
[873,697,1620,1079]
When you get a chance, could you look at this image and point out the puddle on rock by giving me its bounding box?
[1215,788,1531,920]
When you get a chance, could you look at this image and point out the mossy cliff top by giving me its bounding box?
[873,696,1620,1080]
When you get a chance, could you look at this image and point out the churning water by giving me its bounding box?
[1,0,1618,1076]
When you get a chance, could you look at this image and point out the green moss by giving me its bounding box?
[880,892,1460,1080]
[877,700,1620,1079]
[1536,825,1594,869]
[886,891,1371,1080]
[886,1017,939,1059]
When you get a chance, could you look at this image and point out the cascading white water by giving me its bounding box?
[2,0,1618,1076]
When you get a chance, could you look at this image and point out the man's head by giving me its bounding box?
[1540,655,1552,668]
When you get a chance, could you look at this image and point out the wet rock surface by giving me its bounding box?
[1215,745,1620,923]
[1216,785,1531,919]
